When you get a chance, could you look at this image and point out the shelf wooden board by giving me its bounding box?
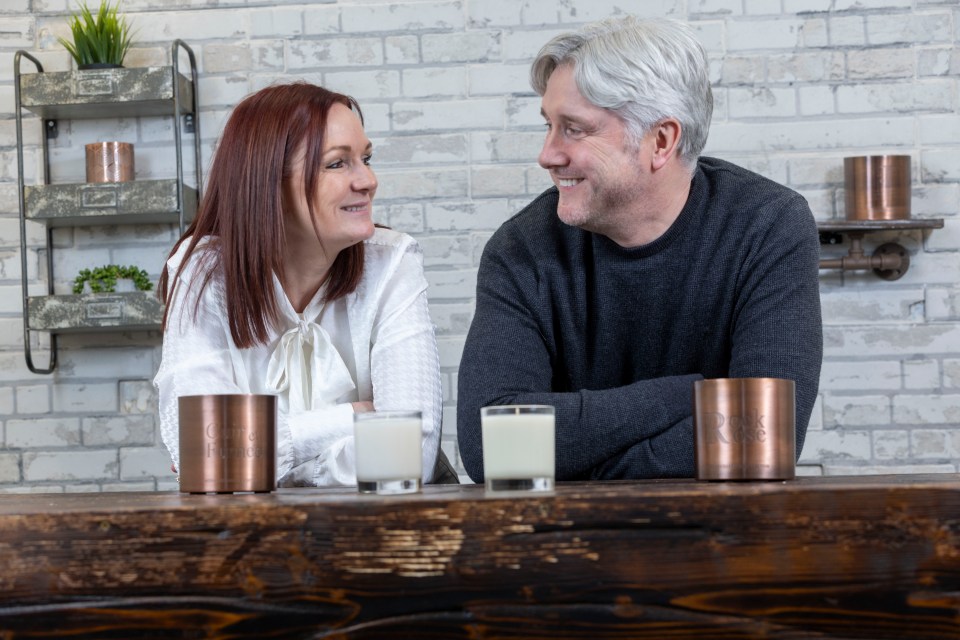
[27,291,163,333]
[817,218,944,232]
[18,66,194,119]
[24,179,196,227]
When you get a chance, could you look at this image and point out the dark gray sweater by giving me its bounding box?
[457,157,823,481]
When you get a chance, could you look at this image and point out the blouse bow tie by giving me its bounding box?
[265,319,356,411]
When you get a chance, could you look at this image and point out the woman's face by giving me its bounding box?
[284,102,378,259]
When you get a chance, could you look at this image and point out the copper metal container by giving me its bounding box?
[178,394,277,493]
[694,378,796,481]
[85,141,134,183]
[844,155,911,220]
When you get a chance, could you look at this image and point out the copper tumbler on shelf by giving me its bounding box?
[85,141,134,183]
[178,394,277,494]
[844,155,911,221]
[694,378,796,481]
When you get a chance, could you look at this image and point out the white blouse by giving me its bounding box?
[153,228,442,487]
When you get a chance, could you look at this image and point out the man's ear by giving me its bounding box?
[651,119,682,171]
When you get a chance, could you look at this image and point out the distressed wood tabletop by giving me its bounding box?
[1,474,958,639]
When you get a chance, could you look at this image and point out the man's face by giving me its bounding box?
[538,64,650,236]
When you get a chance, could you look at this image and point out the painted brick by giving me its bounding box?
[373,134,467,165]
[833,0,913,10]
[726,18,809,50]
[430,302,475,335]
[401,67,468,98]
[425,268,478,300]
[903,358,941,390]
[51,383,118,413]
[468,0,522,27]
[820,288,925,324]
[23,450,118,482]
[341,1,464,32]
[727,87,797,119]
[0,16,34,47]
[251,7,305,37]
[471,165,528,198]
[847,48,915,79]
[823,324,960,358]
[911,429,953,458]
[82,415,155,447]
[798,428,872,463]
[374,168,468,200]
[0,387,12,415]
[7,417,81,448]
[558,0,685,22]
[325,69,400,99]
[926,287,960,321]
[0,454,20,483]
[469,64,532,96]
[745,0,784,14]
[392,99,504,132]
[893,394,960,424]
[422,31,501,64]
[823,463,957,475]
[921,149,960,183]
[425,199,510,232]
[822,394,891,426]
[119,380,158,415]
[708,116,915,154]
[837,80,955,114]
[419,235,474,267]
[501,28,566,61]
[129,9,247,42]
[384,35,419,65]
[944,359,960,389]
[15,384,50,414]
[120,446,175,480]
[436,335,466,369]
[873,429,910,460]
[383,203,425,233]
[690,0,743,16]
[471,132,544,163]
[287,38,383,70]
[821,360,901,391]
[866,12,953,46]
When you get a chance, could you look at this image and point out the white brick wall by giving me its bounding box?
[1,1,958,491]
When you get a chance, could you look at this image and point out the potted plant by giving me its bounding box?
[57,0,135,70]
[73,264,152,294]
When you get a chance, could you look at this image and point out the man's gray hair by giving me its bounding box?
[531,16,713,170]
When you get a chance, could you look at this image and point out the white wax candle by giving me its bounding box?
[481,413,555,480]
[354,417,422,482]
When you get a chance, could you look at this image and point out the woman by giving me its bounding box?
[154,83,447,487]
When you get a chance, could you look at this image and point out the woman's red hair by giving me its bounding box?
[159,83,366,348]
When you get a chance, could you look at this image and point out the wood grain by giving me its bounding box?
[0,475,958,639]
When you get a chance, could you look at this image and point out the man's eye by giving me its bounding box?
[362,154,373,166]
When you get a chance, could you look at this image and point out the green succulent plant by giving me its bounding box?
[57,1,135,68]
[73,264,152,294]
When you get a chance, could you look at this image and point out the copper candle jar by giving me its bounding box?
[844,155,911,220]
[694,378,796,481]
[178,394,277,493]
[85,141,134,183]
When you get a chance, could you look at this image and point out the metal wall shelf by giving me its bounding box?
[15,40,202,374]
[818,218,944,281]
[27,292,164,333]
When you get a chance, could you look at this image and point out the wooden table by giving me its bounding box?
[1,474,958,639]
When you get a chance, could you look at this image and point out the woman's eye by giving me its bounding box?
[325,159,344,169]
[362,154,373,166]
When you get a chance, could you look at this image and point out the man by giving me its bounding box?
[457,16,822,481]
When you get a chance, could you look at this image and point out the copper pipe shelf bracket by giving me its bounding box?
[818,219,944,281]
